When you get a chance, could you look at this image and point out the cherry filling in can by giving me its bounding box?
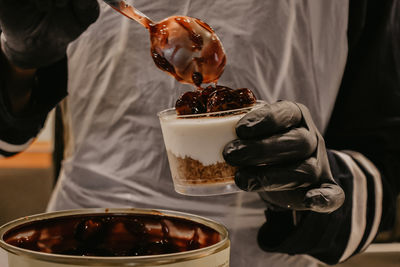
[0,208,230,267]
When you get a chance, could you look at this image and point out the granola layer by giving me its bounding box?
[167,151,237,185]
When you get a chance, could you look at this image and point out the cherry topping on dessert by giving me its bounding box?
[175,85,256,115]
[175,91,206,115]
[206,88,241,113]
[234,88,257,107]
[200,85,222,103]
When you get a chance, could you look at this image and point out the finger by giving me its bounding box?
[236,100,302,140]
[304,183,345,213]
[224,127,317,166]
[296,103,318,133]
[258,190,311,211]
[235,158,320,192]
[72,0,100,27]
[258,183,344,213]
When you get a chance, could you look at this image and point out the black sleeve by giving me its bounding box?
[325,0,400,236]
[257,0,400,264]
[258,150,384,265]
[0,46,68,157]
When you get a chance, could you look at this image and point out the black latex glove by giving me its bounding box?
[0,0,99,69]
[223,101,345,213]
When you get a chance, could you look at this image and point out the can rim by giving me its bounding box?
[0,208,229,266]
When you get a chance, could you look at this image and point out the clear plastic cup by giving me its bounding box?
[158,101,265,196]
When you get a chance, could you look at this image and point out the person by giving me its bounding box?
[0,0,398,266]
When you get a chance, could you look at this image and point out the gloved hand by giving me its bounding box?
[223,101,345,213]
[0,0,100,69]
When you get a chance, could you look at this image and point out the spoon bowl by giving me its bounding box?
[103,0,226,86]
[150,16,226,86]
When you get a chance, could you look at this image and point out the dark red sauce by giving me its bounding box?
[3,213,221,257]
[149,16,226,86]
[175,85,257,115]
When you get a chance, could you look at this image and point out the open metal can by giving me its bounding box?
[0,208,230,267]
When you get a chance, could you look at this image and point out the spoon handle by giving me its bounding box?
[103,0,154,29]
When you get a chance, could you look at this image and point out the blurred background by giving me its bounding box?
[0,110,56,226]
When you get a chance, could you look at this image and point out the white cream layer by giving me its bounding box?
[160,113,245,166]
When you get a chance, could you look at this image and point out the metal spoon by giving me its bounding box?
[103,0,226,86]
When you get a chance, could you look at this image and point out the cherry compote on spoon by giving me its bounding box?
[103,0,226,86]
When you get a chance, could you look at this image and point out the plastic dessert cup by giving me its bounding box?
[158,101,265,196]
